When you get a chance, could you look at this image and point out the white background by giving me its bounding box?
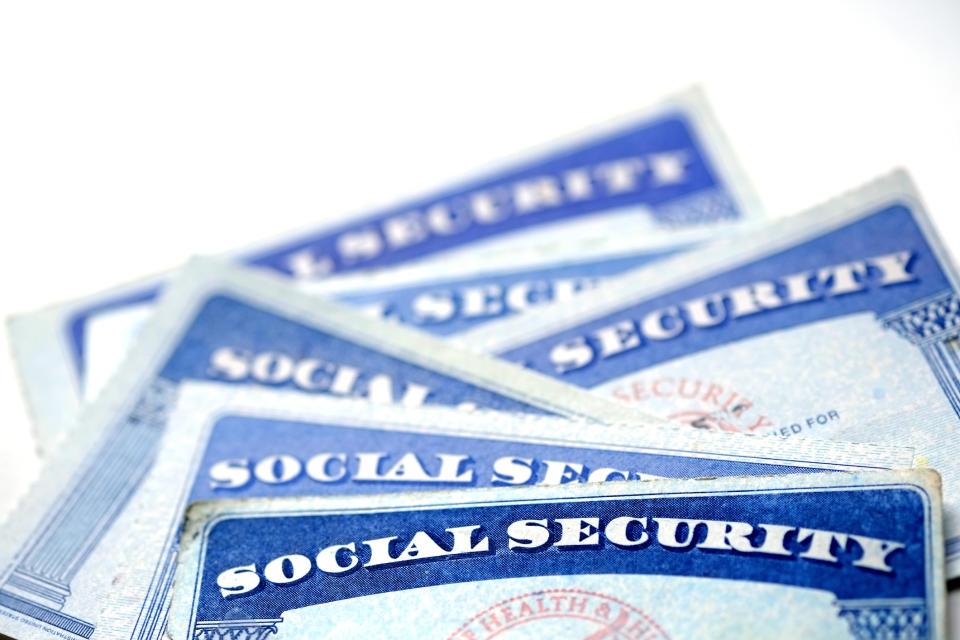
[1,0,959,633]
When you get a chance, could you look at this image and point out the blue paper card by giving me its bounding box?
[0,259,646,640]
[166,468,945,639]
[462,170,960,577]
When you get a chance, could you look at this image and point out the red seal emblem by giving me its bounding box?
[447,588,669,639]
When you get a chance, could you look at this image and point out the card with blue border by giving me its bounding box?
[462,169,960,577]
[166,468,945,639]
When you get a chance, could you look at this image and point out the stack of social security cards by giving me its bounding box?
[0,87,954,639]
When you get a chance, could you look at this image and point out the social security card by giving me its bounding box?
[460,169,960,577]
[166,468,945,639]
[7,86,763,449]
[0,259,652,640]
[99,382,917,640]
